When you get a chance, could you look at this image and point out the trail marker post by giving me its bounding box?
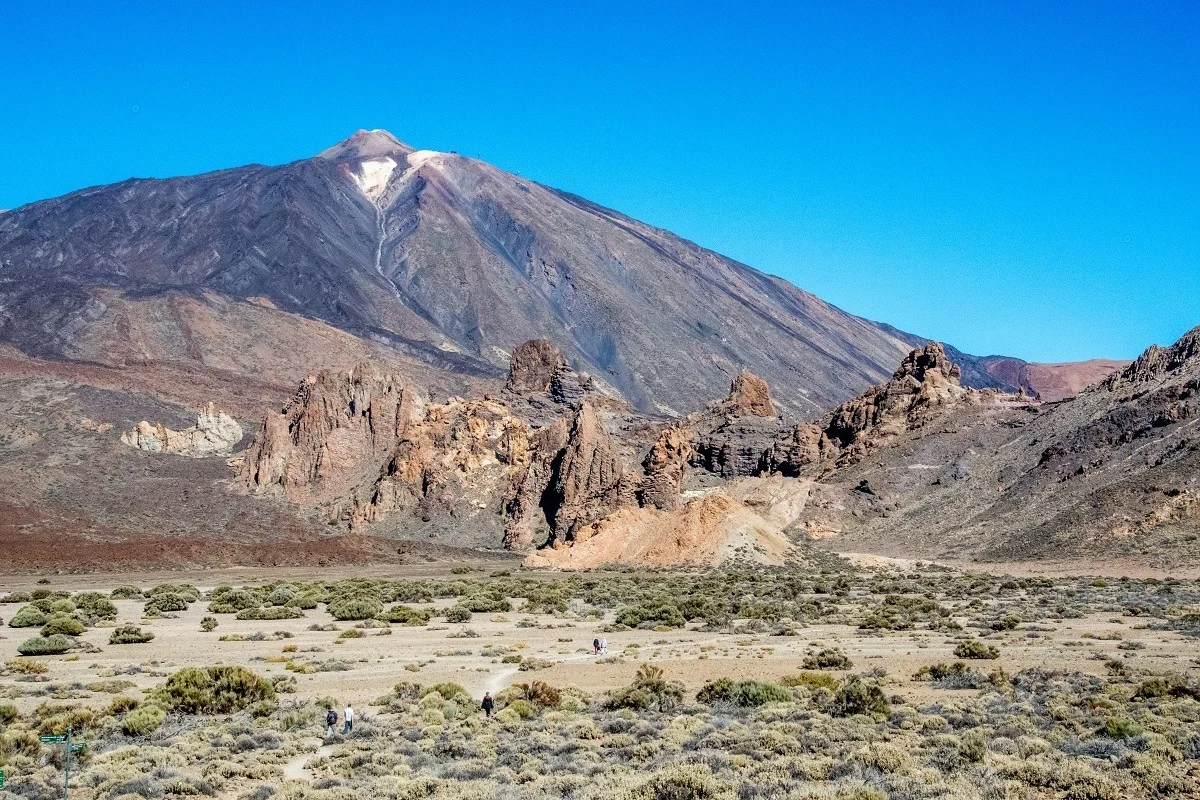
[39,726,82,799]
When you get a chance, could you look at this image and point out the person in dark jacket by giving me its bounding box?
[481,692,495,718]
[593,637,601,655]
[325,707,338,735]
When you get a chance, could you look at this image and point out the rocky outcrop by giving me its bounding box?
[726,371,776,417]
[121,403,243,457]
[1103,326,1200,388]
[355,398,534,527]
[525,476,809,569]
[639,425,692,510]
[543,401,637,541]
[240,364,421,498]
[823,343,970,462]
[506,340,568,393]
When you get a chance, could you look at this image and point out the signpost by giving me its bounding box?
[39,726,82,799]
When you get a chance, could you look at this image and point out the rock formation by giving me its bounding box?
[240,364,421,499]
[505,340,567,394]
[121,403,243,457]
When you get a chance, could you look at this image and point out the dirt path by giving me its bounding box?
[281,743,335,782]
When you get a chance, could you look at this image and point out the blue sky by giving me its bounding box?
[3,1,1197,362]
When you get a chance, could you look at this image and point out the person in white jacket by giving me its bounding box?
[342,703,354,734]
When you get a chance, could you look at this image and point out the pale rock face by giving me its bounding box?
[120,403,243,457]
[351,157,398,201]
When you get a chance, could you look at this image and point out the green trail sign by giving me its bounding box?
[40,725,80,798]
[39,735,66,743]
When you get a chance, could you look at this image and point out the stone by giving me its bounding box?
[121,403,243,457]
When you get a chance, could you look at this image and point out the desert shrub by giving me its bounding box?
[382,583,433,604]
[616,600,685,629]
[444,606,472,623]
[287,593,321,610]
[121,703,166,736]
[236,606,304,620]
[913,661,987,689]
[781,671,840,691]
[1099,717,1143,739]
[145,593,190,614]
[860,594,950,630]
[832,677,890,717]
[516,680,562,709]
[0,703,17,725]
[457,593,511,613]
[802,647,853,670]
[73,592,117,619]
[109,625,155,644]
[697,678,792,707]
[110,585,143,599]
[518,657,552,671]
[421,682,471,705]
[1,592,32,603]
[207,587,266,613]
[155,666,275,714]
[265,585,297,606]
[147,583,201,600]
[631,764,733,800]
[1134,675,1200,701]
[606,663,684,711]
[326,596,383,621]
[954,639,1000,659]
[48,599,75,614]
[5,657,48,675]
[17,634,73,656]
[41,616,86,636]
[200,616,218,632]
[8,606,48,628]
[338,628,365,639]
[380,605,432,625]
[989,614,1021,631]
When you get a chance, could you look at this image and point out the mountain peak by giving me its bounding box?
[318,129,414,161]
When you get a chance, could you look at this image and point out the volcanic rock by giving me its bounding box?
[121,403,243,457]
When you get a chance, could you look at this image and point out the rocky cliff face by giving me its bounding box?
[121,403,243,457]
[240,364,422,501]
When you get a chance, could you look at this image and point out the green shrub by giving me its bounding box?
[444,606,472,623]
[200,616,218,632]
[457,593,511,613]
[630,765,733,800]
[780,671,840,691]
[606,663,684,711]
[121,703,166,736]
[1099,717,1143,739]
[154,666,275,714]
[109,626,155,644]
[382,583,433,604]
[802,647,853,670]
[287,593,321,610]
[0,703,17,725]
[8,606,48,628]
[832,677,890,718]
[207,587,266,613]
[73,592,118,619]
[17,634,73,656]
[144,593,189,614]
[326,596,383,621]
[421,682,471,704]
[380,605,432,625]
[913,661,987,689]
[615,600,685,629]
[41,616,86,637]
[697,678,792,707]
[236,606,304,620]
[989,614,1020,631]
[110,585,143,600]
[954,639,1000,659]
[49,599,75,614]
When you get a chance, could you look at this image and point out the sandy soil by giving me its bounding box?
[3,579,1194,716]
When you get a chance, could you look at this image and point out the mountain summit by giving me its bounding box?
[0,130,1087,417]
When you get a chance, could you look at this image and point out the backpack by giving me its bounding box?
[326,710,337,725]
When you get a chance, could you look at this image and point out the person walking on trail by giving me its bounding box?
[481,692,495,719]
[600,637,608,655]
[325,707,338,736]
[342,703,354,734]
[593,637,601,655]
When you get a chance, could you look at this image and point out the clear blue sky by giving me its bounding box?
[3,1,1197,362]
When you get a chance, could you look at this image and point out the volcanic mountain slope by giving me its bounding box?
[1,128,1058,418]
[791,327,1200,569]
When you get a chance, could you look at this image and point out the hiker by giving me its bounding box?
[593,637,600,655]
[600,637,608,655]
[481,692,495,719]
[325,707,338,736]
[341,703,354,734]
